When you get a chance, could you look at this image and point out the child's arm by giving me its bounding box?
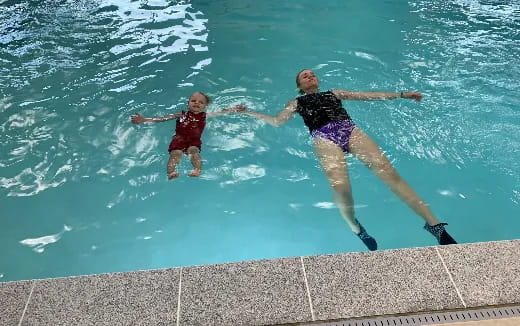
[130,112,182,124]
[243,100,297,127]
[206,105,246,118]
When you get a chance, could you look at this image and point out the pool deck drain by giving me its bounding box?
[432,318,520,326]
[302,305,520,326]
[1,240,519,325]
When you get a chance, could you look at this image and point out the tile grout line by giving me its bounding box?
[435,247,467,308]
[300,256,316,321]
[176,268,183,326]
[18,281,35,326]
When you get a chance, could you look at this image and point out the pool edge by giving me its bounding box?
[1,240,519,325]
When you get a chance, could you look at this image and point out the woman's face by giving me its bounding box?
[298,70,319,92]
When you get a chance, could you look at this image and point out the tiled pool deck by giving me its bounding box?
[1,240,519,325]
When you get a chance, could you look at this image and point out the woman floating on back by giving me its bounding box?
[242,69,457,250]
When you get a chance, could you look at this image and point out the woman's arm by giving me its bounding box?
[332,89,423,101]
[244,100,297,127]
[206,105,246,118]
[130,112,181,124]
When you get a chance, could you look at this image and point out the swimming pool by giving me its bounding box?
[1,0,518,282]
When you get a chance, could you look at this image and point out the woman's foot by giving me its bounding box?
[424,222,457,245]
[167,172,179,180]
[188,169,201,177]
[355,221,378,251]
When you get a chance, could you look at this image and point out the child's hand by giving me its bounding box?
[131,113,145,124]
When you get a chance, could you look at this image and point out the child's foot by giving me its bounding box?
[424,222,457,245]
[188,169,201,177]
[167,172,179,180]
[354,220,378,251]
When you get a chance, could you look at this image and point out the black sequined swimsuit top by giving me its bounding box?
[296,90,352,132]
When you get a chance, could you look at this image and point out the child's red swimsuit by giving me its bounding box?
[168,110,206,153]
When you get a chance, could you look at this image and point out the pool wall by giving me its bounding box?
[2,240,519,325]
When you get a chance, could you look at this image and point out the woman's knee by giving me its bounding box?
[376,161,402,183]
[328,178,351,195]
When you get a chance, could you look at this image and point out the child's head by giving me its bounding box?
[188,92,211,113]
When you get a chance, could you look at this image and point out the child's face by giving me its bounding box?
[188,93,208,113]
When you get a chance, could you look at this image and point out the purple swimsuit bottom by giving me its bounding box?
[311,119,357,153]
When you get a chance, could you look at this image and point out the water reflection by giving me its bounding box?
[19,225,72,253]
[402,0,520,182]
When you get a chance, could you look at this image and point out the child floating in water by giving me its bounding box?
[131,91,245,179]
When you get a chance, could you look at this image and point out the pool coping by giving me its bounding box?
[2,239,519,325]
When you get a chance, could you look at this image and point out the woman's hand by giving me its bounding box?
[131,113,145,124]
[403,92,423,101]
[223,105,247,113]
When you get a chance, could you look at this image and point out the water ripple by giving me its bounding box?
[0,0,211,197]
[399,0,520,180]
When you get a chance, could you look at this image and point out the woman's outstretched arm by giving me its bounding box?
[244,100,297,127]
[332,89,423,101]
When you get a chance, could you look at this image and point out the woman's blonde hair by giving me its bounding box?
[295,69,308,95]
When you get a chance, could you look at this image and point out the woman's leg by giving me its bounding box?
[167,150,183,179]
[187,146,202,177]
[347,127,440,226]
[313,137,360,232]
[314,137,378,250]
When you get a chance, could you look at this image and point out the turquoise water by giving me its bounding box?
[1,0,519,282]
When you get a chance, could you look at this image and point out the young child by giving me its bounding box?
[131,91,245,179]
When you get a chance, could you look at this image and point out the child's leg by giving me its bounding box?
[167,150,183,179]
[186,146,202,177]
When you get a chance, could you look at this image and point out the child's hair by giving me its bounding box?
[191,91,211,104]
[295,69,307,95]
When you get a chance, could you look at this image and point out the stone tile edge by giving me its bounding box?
[2,239,516,285]
[18,281,35,326]
[2,239,519,326]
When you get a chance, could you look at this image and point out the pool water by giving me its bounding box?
[1,0,519,282]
